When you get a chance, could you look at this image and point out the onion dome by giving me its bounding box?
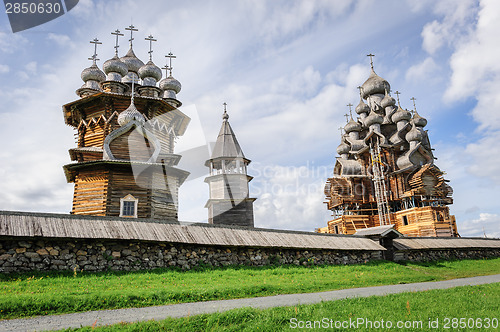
[361,69,390,99]
[336,141,350,155]
[103,55,128,82]
[412,111,427,127]
[355,97,370,115]
[138,60,162,86]
[159,75,182,99]
[406,123,423,142]
[380,90,396,108]
[117,101,145,126]
[120,47,144,83]
[80,63,105,90]
[364,110,383,127]
[344,119,361,133]
[391,107,412,123]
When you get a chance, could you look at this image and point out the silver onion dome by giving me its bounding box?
[344,119,361,133]
[81,63,106,83]
[120,47,144,73]
[406,123,423,142]
[412,111,428,127]
[380,91,396,108]
[159,75,182,94]
[361,69,390,99]
[103,55,128,81]
[355,97,370,115]
[138,60,162,86]
[336,141,350,155]
[391,107,412,123]
[117,102,146,126]
[364,110,384,127]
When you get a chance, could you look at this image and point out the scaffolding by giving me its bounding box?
[370,138,390,226]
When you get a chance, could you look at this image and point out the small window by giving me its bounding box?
[402,215,409,226]
[334,225,339,234]
[120,194,138,218]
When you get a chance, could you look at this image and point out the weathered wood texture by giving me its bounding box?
[71,168,109,216]
[0,211,384,251]
[63,93,190,221]
[208,199,255,227]
[326,206,457,237]
[394,237,500,250]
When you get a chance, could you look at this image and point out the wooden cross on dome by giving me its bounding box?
[357,86,363,97]
[165,52,177,76]
[145,35,157,61]
[125,24,138,47]
[410,97,417,113]
[367,53,375,70]
[111,30,124,56]
[347,103,354,119]
[161,64,170,78]
[394,91,401,107]
[344,113,350,123]
[88,38,101,64]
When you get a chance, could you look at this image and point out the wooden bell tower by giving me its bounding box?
[204,104,256,227]
[63,28,189,221]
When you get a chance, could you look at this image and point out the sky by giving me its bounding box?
[0,0,499,238]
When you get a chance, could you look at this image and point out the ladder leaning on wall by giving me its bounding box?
[370,138,391,226]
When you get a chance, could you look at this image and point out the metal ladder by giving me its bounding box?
[370,139,390,226]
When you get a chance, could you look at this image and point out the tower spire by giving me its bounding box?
[111,29,123,56]
[125,24,138,48]
[145,34,157,61]
[89,38,102,65]
[222,102,228,120]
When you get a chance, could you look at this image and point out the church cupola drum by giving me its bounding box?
[320,55,458,237]
[204,104,256,227]
[62,26,190,221]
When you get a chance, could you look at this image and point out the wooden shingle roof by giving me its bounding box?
[0,211,384,251]
[394,237,500,250]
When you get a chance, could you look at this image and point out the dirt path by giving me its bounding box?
[1,274,499,332]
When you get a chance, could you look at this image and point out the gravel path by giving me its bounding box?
[1,274,499,332]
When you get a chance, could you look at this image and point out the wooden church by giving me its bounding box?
[319,55,459,237]
[62,27,190,221]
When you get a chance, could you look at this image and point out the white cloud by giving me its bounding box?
[251,163,331,231]
[47,33,76,49]
[0,30,28,53]
[444,0,500,103]
[421,0,478,55]
[460,213,500,238]
[405,57,439,82]
[465,131,500,183]
[0,65,9,73]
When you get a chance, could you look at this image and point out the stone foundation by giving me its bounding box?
[394,248,500,262]
[0,238,380,273]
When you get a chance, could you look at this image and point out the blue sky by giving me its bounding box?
[0,0,499,237]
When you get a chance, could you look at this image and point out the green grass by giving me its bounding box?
[1,258,499,320]
[64,283,500,331]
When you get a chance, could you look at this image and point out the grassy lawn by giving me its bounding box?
[64,282,500,331]
[1,258,499,320]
